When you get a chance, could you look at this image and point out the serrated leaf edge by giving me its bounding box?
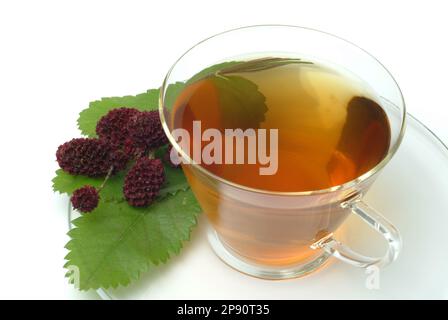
[63,197,199,290]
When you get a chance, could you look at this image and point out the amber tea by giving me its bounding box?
[170,57,391,265]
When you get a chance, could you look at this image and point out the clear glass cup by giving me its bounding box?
[159,25,405,279]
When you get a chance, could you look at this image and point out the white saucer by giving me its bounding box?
[69,114,448,299]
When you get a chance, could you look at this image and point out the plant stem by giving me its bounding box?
[217,57,313,76]
[98,166,114,192]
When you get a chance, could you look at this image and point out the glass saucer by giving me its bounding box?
[68,114,448,299]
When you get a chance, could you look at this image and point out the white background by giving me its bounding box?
[0,0,447,299]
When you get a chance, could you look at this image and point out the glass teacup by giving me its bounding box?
[160,25,405,279]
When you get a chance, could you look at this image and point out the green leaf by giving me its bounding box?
[211,75,267,129]
[157,62,245,116]
[52,169,92,194]
[180,61,269,129]
[160,164,188,197]
[52,169,125,202]
[187,61,241,84]
[163,81,186,111]
[77,89,160,137]
[64,190,201,290]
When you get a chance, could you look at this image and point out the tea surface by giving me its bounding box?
[172,59,390,192]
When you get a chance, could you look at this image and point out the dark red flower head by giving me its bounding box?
[71,186,99,213]
[127,111,168,155]
[96,108,141,147]
[123,157,165,207]
[56,138,129,177]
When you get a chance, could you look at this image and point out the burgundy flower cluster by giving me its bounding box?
[56,138,128,177]
[123,158,165,207]
[56,108,179,213]
[70,186,99,213]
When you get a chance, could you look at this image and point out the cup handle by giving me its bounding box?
[311,196,402,268]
